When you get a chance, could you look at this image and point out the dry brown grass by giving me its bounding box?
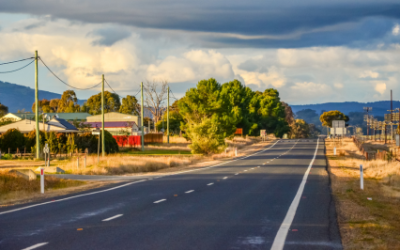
[54,154,203,175]
[162,136,190,144]
[0,171,85,205]
[326,138,400,249]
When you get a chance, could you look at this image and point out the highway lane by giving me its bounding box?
[0,140,342,250]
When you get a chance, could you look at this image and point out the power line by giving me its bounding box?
[0,57,34,66]
[169,88,179,100]
[39,57,101,90]
[0,60,34,74]
[104,78,142,98]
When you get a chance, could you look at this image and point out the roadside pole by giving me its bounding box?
[35,50,40,159]
[360,164,364,190]
[40,167,44,194]
[167,86,170,144]
[101,74,105,157]
[141,82,144,151]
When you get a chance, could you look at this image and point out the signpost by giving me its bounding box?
[260,130,266,141]
[332,120,345,138]
[43,143,49,167]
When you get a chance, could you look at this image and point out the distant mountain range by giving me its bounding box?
[0,81,85,113]
[291,101,398,117]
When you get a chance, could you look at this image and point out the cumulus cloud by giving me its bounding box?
[375,83,386,94]
[334,83,344,89]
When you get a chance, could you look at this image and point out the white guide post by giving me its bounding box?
[360,164,364,190]
[40,167,44,194]
[334,147,336,156]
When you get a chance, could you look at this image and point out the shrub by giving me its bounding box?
[25,130,46,151]
[0,128,25,152]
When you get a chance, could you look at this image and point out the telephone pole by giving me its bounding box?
[141,82,144,151]
[363,107,372,140]
[35,51,40,159]
[101,74,105,157]
[167,86,170,144]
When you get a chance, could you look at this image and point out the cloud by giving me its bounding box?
[0,1,400,48]
[89,27,131,46]
[375,83,386,94]
[359,71,379,78]
[334,83,344,89]
[393,24,400,35]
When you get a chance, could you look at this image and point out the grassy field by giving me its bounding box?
[0,171,86,205]
[326,138,400,249]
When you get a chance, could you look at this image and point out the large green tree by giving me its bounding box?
[119,95,139,115]
[31,99,52,113]
[179,78,242,154]
[86,91,121,115]
[320,110,349,127]
[156,100,184,134]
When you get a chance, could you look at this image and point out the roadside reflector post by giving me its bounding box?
[235,147,238,156]
[77,157,79,169]
[360,164,364,190]
[334,147,336,156]
[40,167,45,194]
[84,155,87,168]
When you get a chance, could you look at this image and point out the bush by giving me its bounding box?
[1,153,13,160]
[25,130,46,151]
[104,130,119,154]
[76,132,98,153]
[0,129,25,152]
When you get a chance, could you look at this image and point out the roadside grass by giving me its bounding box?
[0,171,85,205]
[125,149,192,155]
[326,139,400,249]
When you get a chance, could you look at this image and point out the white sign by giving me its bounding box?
[260,130,266,137]
[92,130,101,135]
[332,120,345,128]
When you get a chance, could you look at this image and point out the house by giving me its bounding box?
[0,117,78,134]
[0,112,91,122]
[84,112,141,135]
[86,112,139,124]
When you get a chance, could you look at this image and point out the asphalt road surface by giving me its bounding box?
[0,139,342,250]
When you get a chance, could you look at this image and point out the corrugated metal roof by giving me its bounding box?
[48,117,78,131]
[9,112,90,120]
[84,121,137,128]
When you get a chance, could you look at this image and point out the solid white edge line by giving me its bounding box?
[185,190,194,193]
[154,199,167,203]
[102,214,123,221]
[270,139,319,250]
[1,140,281,216]
[223,177,228,179]
[207,183,214,186]
[235,173,239,175]
[0,179,147,216]
[22,242,48,250]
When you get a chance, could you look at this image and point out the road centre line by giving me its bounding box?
[154,199,167,204]
[22,242,48,250]
[235,173,239,175]
[1,140,282,216]
[271,139,319,250]
[102,214,123,221]
[207,183,214,186]
[223,177,228,179]
[185,190,194,193]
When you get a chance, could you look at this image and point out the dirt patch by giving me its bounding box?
[326,138,400,249]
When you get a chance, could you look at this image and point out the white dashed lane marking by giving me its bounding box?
[22,243,48,250]
[154,199,167,203]
[185,190,194,194]
[223,177,228,179]
[207,183,214,186]
[102,214,123,222]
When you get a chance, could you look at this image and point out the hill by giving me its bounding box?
[290,101,397,118]
[0,81,85,113]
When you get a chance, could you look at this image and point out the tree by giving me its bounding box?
[144,80,168,125]
[0,102,8,117]
[49,99,60,112]
[289,119,310,139]
[86,91,121,115]
[179,78,242,154]
[119,95,139,115]
[0,128,25,152]
[320,110,349,127]
[31,99,51,113]
[155,100,184,134]
[58,90,80,113]
[25,130,46,151]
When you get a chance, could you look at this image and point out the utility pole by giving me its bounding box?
[167,86,170,144]
[141,82,144,151]
[35,50,40,159]
[363,107,372,140]
[101,74,105,157]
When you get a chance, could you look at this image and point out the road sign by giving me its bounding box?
[43,143,49,154]
[260,130,266,137]
[234,128,243,135]
[332,120,345,128]
[92,131,101,135]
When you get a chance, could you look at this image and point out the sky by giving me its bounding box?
[0,0,400,105]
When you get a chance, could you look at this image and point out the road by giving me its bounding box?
[0,139,342,250]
